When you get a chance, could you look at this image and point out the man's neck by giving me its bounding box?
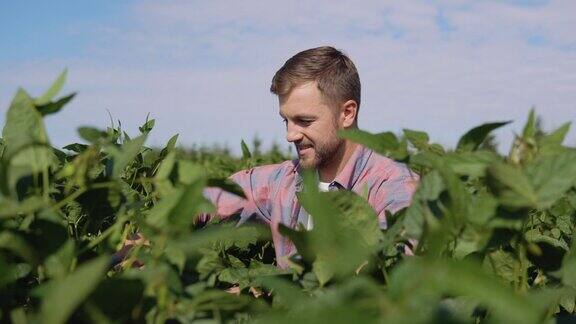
[317,140,358,182]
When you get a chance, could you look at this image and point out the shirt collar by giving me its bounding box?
[293,144,372,192]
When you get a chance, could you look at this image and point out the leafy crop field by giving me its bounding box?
[1,72,576,323]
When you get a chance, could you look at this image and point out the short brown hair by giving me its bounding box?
[270,46,361,110]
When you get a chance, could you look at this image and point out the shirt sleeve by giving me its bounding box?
[372,163,420,255]
[199,167,273,225]
[372,163,420,229]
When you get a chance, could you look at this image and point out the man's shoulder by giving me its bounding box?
[233,159,298,181]
[364,147,416,180]
[253,159,298,176]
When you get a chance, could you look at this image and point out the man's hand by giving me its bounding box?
[111,233,149,269]
[225,285,267,298]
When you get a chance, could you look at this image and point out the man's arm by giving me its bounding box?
[199,167,273,224]
[112,166,275,268]
[370,163,419,255]
[372,165,419,228]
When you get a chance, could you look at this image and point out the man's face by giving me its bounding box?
[279,82,344,170]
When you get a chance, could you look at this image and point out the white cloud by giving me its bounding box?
[1,0,575,153]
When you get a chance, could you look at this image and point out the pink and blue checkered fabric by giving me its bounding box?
[202,144,419,268]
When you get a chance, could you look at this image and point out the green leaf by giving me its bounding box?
[145,188,180,227]
[160,134,179,157]
[440,260,545,323]
[429,143,446,155]
[558,289,576,313]
[0,196,48,218]
[278,224,313,261]
[312,258,333,287]
[168,178,212,227]
[25,219,69,261]
[173,225,270,254]
[87,278,144,321]
[522,109,537,139]
[439,165,471,224]
[403,129,430,151]
[155,151,176,180]
[34,69,67,106]
[153,152,176,196]
[526,151,576,209]
[165,244,187,273]
[255,276,308,308]
[0,90,57,193]
[78,127,107,143]
[468,191,498,226]
[248,261,282,279]
[443,151,498,178]
[456,121,511,152]
[241,139,252,159]
[483,249,522,285]
[138,118,155,134]
[560,239,576,288]
[166,134,179,151]
[389,258,543,324]
[182,289,256,313]
[109,135,147,178]
[36,93,76,116]
[418,152,469,224]
[0,259,31,288]
[9,307,27,324]
[417,170,444,201]
[40,256,109,324]
[44,240,75,279]
[0,231,38,264]
[2,89,50,157]
[62,143,88,153]
[525,233,569,251]
[218,267,250,287]
[540,122,571,149]
[452,226,491,259]
[339,129,405,159]
[252,277,381,324]
[177,160,203,185]
[294,171,382,283]
[146,173,214,229]
[487,162,538,209]
[206,177,246,199]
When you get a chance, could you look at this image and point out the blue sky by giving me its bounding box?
[1,0,575,154]
[0,2,128,61]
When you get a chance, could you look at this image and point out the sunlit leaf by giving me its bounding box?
[108,135,147,178]
[40,256,109,324]
[526,151,576,209]
[487,162,538,209]
[456,121,510,152]
[403,129,429,151]
[34,69,67,106]
[523,108,537,139]
[78,127,107,143]
[36,93,76,116]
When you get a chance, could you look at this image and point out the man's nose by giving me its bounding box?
[286,124,303,143]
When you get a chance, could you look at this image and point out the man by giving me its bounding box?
[200,46,419,268]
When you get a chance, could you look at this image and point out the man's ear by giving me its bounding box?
[340,100,358,128]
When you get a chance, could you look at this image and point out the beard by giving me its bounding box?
[298,137,344,170]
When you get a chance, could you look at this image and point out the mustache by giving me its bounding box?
[296,143,313,150]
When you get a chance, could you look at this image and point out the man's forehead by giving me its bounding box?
[279,103,322,117]
[282,82,323,103]
[279,89,328,116]
[279,109,318,119]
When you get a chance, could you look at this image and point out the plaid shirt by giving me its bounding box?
[203,144,419,268]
